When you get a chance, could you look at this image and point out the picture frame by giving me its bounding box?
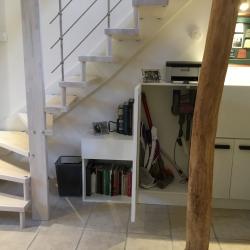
[142,69,161,83]
[232,33,244,48]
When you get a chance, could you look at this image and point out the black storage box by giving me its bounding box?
[55,156,82,197]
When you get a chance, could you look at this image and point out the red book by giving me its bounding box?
[127,172,132,197]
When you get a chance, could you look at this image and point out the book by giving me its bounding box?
[96,167,104,194]
[86,162,132,197]
[86,165,92,196]
[91,171,96,194]
[128,172,132,197]
[104,169,111,195]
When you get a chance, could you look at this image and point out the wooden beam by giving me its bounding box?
[21,0,49,220]
[186,0,239,249]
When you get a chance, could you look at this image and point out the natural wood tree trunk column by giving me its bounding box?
[186,1,239,249]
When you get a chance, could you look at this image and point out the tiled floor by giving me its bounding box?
[2,195,250,249]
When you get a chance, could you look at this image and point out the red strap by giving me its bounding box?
[142,92,153,129]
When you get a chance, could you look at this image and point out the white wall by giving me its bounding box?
[1,0,250,177]
[4,0,26,117]
[47,0,213,176]
[40,0,133,86]
[0,0,9,122]
[1,0,133,127]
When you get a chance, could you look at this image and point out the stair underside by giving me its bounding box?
[0,159,30,184]
[78,55,113,63]
[105,28,140,40]
[0,131,29,157]
[133,0,168,6]
[59,76,99,88]
[0,193,30,212]
[45,95,77,114]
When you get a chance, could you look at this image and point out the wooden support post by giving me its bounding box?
[186,1,240,249]
[21,0,49,220]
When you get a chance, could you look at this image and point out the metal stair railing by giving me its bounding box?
[50,0,123,81]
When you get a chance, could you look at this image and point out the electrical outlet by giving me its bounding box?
[0,31,8,42]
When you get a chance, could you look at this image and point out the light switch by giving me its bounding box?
[0,31,8,42]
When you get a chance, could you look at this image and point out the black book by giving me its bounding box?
[96,167,104,194]
[86,165,92,196]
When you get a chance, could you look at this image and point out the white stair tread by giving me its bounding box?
[79,55,113,63]
[0,193,30,212]
[59,75,99,88]
[0,131,29,157]
[133,0,168,6]
[105,28,140,40]
[0,159,30,184]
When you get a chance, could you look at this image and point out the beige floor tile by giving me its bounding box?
[0,222,38,250]
[172,238,221,250]
[213,208,250,218]
[77,230,126,250]
[0,211,39,250]
[43,197,92,227]
[213,216,250,240]
[219,240,250,250]
[128,204,170,236]
[86,204,130,233]
[126,233,172,250]
[29,223,83,250]
[169,206,215,239]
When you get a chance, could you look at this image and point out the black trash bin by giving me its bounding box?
[55,156,82,196]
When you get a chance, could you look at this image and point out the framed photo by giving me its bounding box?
[232,33,244,48]
[142,69,161,83]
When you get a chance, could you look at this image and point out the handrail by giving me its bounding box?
[50,0,99,49]
[51,0,122,74]
[49,0,74,24]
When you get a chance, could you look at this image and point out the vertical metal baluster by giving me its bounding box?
[59,0,66,106]
[107,0,111,28]
[107,0,112,56]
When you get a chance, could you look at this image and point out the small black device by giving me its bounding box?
[93,121,109,135]
[109,98,134,135]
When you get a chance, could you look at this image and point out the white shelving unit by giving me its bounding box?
[134,82,250,211]
[134,82,196,207]
[81,132,138,221]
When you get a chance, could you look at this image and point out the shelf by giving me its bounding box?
[82,133,134,161]
[141,82,198,87]
[84,194,131,204]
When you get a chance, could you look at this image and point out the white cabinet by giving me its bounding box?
[230,139,250,200]
[217,86,250,139]
[213,138,234,199]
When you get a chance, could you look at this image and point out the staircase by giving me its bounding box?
[0,131,30,228]
[0,0,190,226]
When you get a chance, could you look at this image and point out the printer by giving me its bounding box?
[166,61,202,84]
